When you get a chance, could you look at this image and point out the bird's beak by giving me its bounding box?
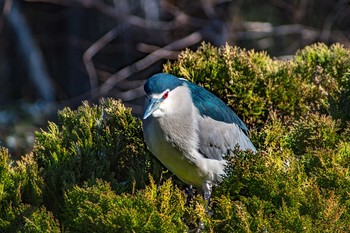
[143,97,162,120]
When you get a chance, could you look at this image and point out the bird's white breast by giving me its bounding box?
[143,117,206,187]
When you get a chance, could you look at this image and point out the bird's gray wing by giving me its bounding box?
[185,81,250,135]
[197,115,256,160]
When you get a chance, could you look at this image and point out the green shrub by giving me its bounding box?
[293,43,350,122]
[2,43,350,232]
[62,178,189,232]
[0,147,19,230]
[33,99,164,213]
[17,206,60,233]
[0,148,58,232]
[164,42,350,126]
[209,112,350,232]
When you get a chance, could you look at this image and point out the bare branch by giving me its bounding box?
[83,27,120,97]
[112,85,145,102]
[235,23,318,41]
[59,31,202,107]
[96,30,202,97]
[137,43,180,60]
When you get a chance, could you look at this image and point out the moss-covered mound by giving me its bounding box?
[1,43,350,232]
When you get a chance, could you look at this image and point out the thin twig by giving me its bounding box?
[112,85,145,102]
[137,43,180,60]
[59,31,203,107]
[96,30,202,97]
[83,27,120,97]
[235,23,318,40]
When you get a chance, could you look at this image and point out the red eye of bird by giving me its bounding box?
[163,91,169,99]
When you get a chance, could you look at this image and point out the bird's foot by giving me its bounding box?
[186,185,195,202]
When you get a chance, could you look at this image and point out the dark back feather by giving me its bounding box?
[185,81,249,134]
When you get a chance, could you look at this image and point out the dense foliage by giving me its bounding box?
[1,43,350,232]
[169,43,350,126]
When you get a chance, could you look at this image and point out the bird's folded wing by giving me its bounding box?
[197,116,256,160]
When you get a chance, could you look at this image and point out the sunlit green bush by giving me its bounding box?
[164,42,350,126]
[63,178,189,232]
[211,114,350,232]
[1,43,350,232]
[0,149,58,232]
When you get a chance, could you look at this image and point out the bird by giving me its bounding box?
[142,73,256,202]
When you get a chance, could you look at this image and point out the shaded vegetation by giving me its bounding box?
[1,43,350,232]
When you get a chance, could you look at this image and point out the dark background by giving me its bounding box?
[0,0,349,157]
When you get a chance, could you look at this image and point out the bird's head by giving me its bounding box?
[143,73,184,119]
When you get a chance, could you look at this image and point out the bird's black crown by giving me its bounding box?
[144,73,184,95]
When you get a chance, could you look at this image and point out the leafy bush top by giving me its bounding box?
[1,43,350,232]
[164,42,350,126]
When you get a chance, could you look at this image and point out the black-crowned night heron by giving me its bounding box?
[142,73,256,201]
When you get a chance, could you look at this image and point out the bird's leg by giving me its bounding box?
[203,181,212,201]
[186,185,195,202]
[203,180,212,212]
